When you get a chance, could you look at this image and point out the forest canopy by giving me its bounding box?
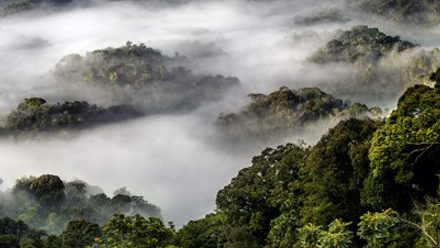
[215,86,382,142]
[352,0,440,26]
[0,97,142,138]
[54,42,239,114]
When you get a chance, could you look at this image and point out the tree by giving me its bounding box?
[28,175,65,210]
[318,219,353,248]
[295,223,323,248]
[429,67,440,91]
[0,234,19,248]
[44,235,62,248]
[62,220,101,248]
[215,86,376,142]
[408,202,440,248]
[295,219,353,248]
[300,118,382,225]
[216,143,308,246]
[173,213,225,248]
[364,85,440,211]
[92,213,173,248]
[357,209,400,248]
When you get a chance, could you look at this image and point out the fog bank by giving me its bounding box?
[1,0,440,227]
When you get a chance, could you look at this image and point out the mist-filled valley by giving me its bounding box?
[2,0,440,247]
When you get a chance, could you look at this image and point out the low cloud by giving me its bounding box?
[0,0,439,227]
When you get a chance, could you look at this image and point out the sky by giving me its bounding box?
[1,0,440,227]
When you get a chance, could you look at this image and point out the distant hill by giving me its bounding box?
[0,174,160,233]
[0,97,141,138]
[54,42,239,114]
[215,86,381,142]
[0,0,191,15]
[307,25,440,104]
[309,25,416,65]
[351,0,440,26]
[1,0,76,15]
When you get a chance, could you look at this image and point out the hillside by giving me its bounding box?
[351,0,440,26]
[0,174,160,233]
[0,97,141,138]
[309,25,416,65]
[215,86,382,142]
[308,25,440,103]
[176,81,440,248]
[2,80,440,248]
[54,42,239,114]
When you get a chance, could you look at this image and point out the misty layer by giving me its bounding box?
[0,174,160,234]
[172,82,440,248]
[310,25,416,64]
[54,42,239,114]
[307,25,440,104]
[0,0,194,15]
[215,86,382,143]
[0,97,141,138]
[351,0,440,26]
[1,0,77,16]
[294,8,350,26]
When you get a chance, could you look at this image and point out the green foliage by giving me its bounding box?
[94,213,173,248]
[310,25,415,65]
[0,234,19,248]
[55,42,239,114]
[222,226,262,248]
[364,85,440,211]
[88,193,161,224]
[216,142,309,246]
[29,175,65,209]
[1,175,160,236]
[43,235,61,248]
[0,217,29,239]
[355,0,440,26]
[173,213,224,248]
[295,219,353,248]
[296,223,323,248]
[357,209,400,248]
[0,217,48,248]
[318,219,353,248]
[412,202,440,248]
[429,67,440,91]
[215,86,378,142]
[300,118,382,225]
[62,220,101,248]
[12,175,65,212]
[307,25,440,102]
[3,97,141,137]
[266,210,300,248]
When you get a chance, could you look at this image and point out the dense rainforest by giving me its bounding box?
[54,42,239,113]
[3,80,440,247]
[3,0,440,247]
[215,86,381,142]
[0,42,239,138]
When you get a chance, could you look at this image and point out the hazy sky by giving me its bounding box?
[1,0,440,227]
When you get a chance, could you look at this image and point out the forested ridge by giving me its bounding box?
[0,97,142,138]
[0,42,239,138]
[351,0,440,26]
[54,42,239,114]
[215,86,382,142]
[3,81,440,247]
[3,0,440,247]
